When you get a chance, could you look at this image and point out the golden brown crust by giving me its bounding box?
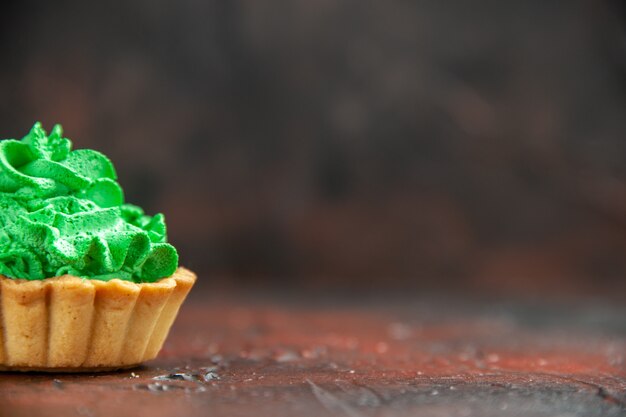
[0,267,196,372]
[0,364,139,373]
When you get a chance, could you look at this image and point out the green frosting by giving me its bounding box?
[0,123,178,282]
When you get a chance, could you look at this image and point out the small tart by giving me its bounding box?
[0,267,195,372]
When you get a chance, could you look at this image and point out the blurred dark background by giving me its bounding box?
[1,1,625,297]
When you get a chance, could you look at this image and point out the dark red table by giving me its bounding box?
[0,289,624,417]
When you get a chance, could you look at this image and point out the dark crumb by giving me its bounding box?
[152,368,220,384]
[153,372,197,382]
[202,371,219,382]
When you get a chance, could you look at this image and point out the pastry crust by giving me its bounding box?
[0,267,195,372]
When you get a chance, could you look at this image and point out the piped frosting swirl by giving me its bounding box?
[0,123,178,282]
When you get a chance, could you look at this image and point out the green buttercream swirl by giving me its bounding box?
[0,123,178,282]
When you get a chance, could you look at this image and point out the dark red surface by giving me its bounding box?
[0,290,624,417]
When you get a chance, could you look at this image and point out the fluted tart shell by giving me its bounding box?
[0,267,196,372]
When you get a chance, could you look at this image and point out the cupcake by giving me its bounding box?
[0,123,196,371]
